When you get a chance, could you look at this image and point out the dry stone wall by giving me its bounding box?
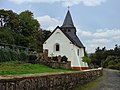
[39,60,71,69]
[0,69,102,90]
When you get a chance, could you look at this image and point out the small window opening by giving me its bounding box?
[68,29,71,32]
[56,44,60,51]
[77,49,79,56]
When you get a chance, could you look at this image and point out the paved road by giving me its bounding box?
[92,69,120,90]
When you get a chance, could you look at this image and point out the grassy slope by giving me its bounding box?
[0,61,75,75]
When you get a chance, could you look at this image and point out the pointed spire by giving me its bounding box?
[61,10,74,28]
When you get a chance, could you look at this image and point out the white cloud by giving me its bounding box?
[82,0,106,6]
[62,0,81,7]
[8,0,107,7]
[77,29,92,37]
[9,0,62,4]
[77,28,120,53]
[36,15,62,30]
[62,0,106,7]
[93,28,120,39]
[87,38,110,44]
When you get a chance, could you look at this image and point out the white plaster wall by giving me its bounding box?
[71,45,87,67]
[71,45,80,67]
[79,48,88,67]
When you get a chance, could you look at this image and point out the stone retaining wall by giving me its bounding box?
[0,68,103,90]
[39,60,71,69]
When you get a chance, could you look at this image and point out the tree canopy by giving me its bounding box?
[0,9,51,50]
[89,45,120,70]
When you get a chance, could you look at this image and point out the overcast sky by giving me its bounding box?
[0,0,120,53]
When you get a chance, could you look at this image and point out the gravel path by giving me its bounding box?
[92,69,120,90]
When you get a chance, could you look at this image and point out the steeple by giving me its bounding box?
[61,10,74,28]
[60,9,84,48]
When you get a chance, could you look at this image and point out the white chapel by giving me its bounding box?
[43,10,88,70]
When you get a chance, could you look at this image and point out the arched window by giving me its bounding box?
[55,43,60,51]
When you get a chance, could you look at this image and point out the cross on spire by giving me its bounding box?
[67,6,70,10]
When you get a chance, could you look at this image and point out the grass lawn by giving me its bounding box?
[0,61,75,75]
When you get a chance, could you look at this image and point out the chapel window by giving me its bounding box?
[55,43,60,51]
[77,49,79,56]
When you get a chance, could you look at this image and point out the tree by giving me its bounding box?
[90,45,120,70]
[0,9,9,27]
[82,56,91,66]
[19,10,40,37]
[37,30,51,43]
[103,56,120,70]
[114,44,120,56]
[0,27,15,44]
[0,9,19,31]
[0,9,51,50]
[13,33,29,47]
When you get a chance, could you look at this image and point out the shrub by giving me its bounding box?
[9,50,19,61]
[103,56,120,70]
[0,50,12,62]
[61,56,68,62]
[0,50,5,62]
[53,56,58,61]
[19,51,28,62]
[0,50,14,62]
[117,64,120,70]
[0,49,28,62]
[108,65,120,70]
[28,54,37,63]
[82,56,91,65]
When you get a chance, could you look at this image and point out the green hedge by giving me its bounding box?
[0,49,27,62]
[61,56,68,62]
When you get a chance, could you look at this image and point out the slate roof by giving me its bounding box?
[61,10,74,28]
[65,31,85,48]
